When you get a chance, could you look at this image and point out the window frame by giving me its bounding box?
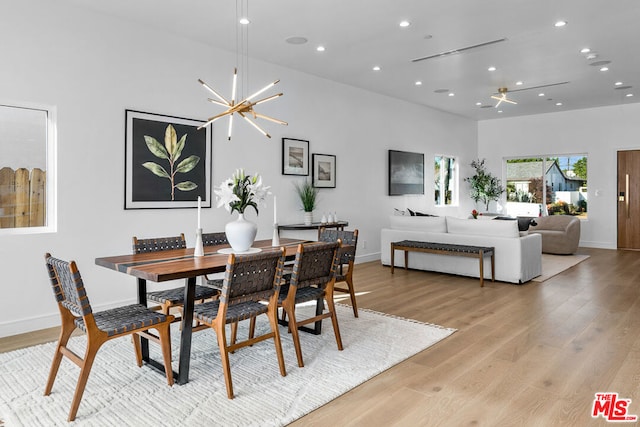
[0,100,57,235]
[434,154,458,207]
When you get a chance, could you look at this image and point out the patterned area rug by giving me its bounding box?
[532,253,590,282]
[0,304,455,426]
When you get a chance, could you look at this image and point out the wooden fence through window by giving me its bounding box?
[0,167,46,228]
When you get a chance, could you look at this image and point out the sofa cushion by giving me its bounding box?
[446,217,519,238]
[389,215,447,232]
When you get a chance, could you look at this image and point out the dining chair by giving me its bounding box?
[279,241,343,368]
[202,231,228,289]
[133,234,219,322]
[193,248,287,399]
[44,253,174,422]
[319,228,359,317]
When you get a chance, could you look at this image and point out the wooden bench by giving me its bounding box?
[390,240,495,287]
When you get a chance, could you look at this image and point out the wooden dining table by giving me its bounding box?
[95,238,307,385]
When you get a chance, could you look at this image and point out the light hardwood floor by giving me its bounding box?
[2,247,639,426]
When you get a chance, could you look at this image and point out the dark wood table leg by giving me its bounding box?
[404,250,409,270]
[479,250,485,287]
[177,276,197,385]
[136,278,149,361]
[391,243,395,274]
[491,251,496,282]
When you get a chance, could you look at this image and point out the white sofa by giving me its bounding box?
[380,216,542,284]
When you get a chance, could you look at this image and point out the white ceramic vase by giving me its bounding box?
[304,211,313,225]
[225,213,257,252]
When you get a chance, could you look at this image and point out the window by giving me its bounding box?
[505,155,587,219]
[0,101,56,234]
[434,156,457,206]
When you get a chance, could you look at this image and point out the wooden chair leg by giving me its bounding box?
[67,339,102,422]
[346,276,359,318]
[155,324,174,386]
[325,291,343,351]
[267,305,287,377]
[214,320,234,399]
[284,304,304,367]
[230,322,238,349]
[132,334,143,367]
[44,313,75,396]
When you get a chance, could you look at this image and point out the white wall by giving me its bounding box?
[0,0,477,337]
[479,102,640,249]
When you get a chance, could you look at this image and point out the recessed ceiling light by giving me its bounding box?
[600,66,609,72]
[448,93,455,97]
[555,20,567,27]
[488,66,497,71]
[615,81,623,86]
[475,102,482,106]
[415,81,422,86]
[399,20,411,27]
[580,48,591,53]
[627,93,634,97]
[286,36,308,45]
[556,102,563,106]
[498,110,503,113]
[239,17,250,25]
[372,65,381,71]
[516,81,524,86]
[316,46,325,52]
[538,93,545,97]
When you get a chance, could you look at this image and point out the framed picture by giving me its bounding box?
[388,150,424,195]
[282,138,309,175]
[312,153,336,188]
[125,110,212,209]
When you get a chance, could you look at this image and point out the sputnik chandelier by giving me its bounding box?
[491,87,517,108]
[198,0,286,140]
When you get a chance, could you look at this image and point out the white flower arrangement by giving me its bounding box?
[214,169,270,215]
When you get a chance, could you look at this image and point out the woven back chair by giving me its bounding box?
[202,232,228,289]
[279,241,343,367]
[193,248,287,399]
[44,253,174,422]
[319,228,359,317]
[132,234,219,321]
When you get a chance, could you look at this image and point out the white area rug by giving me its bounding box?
[532,253,590,282]
[0,304,455,426]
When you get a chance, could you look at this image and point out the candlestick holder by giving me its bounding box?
[194,228,204,257]
[272,223,280,246]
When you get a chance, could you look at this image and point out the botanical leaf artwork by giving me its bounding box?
[141,125,200,200]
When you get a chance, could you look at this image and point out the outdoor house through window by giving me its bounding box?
[434,155,457,206]
[505,155,587,219]
[0,101,56,234]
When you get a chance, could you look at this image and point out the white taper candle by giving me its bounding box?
[197,196,201,229]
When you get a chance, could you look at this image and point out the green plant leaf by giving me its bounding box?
[175,181,197,191]
[144,136,169,160]
[142,162,170,178]
[164,125,177,158]
[175,155,200,174]
[174,134,187,162]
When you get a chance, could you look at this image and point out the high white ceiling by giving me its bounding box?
[64,0,640,120]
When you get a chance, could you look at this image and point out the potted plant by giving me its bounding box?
[293,179,318,225]
[464,158,505,212]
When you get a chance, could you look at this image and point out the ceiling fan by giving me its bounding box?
[491,81,571,108]
[492,87,517,107]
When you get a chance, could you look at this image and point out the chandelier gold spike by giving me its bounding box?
[197,1,286,141]
[491,87,517,107]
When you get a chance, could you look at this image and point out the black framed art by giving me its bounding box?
[125,110,212,209]
[312,153,336,188]
[282,137,309,175]
[388,149,424,195]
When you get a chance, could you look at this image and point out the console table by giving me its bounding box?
[278,220,348,239]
